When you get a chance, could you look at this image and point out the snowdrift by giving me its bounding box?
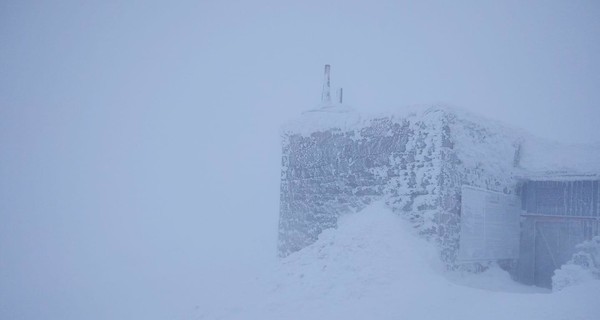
[208,203,600,320]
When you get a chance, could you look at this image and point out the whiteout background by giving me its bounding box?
[1,1,599,319]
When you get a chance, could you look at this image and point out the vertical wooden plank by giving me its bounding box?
[528,181,536,213]
[562,180,568,216]
[593,180,600,217]
[521,182,527,211]
[572,181,577,216]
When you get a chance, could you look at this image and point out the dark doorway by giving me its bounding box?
[533,220,589,287]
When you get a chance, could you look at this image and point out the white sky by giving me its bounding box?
[1,1,599,319]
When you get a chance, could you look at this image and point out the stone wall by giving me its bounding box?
[278,107,521,264]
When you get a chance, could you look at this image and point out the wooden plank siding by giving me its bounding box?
[522,180,599,217]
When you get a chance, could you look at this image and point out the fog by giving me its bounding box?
[1,1,599,319]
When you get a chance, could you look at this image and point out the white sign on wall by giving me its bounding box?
[457,185,521,262]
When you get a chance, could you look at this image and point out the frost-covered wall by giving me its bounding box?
[278,114,411,257]
[278,106,522,263]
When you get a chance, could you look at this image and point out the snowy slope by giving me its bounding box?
[207,203,600,320]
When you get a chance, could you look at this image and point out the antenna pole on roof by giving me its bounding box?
[321,64,332,106]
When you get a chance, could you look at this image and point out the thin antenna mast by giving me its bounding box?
[321,64,332,106]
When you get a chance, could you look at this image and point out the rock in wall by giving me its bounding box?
[278,106,521,264]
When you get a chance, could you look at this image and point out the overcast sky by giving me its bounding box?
[1,1,599,319]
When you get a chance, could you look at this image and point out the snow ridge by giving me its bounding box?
[214,203,600,320]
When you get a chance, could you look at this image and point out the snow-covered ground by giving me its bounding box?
[202,203,600,320]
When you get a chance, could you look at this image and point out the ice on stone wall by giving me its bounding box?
[278,105,600,263]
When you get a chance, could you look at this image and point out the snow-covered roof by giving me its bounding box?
[519,172,600,181]
[282,105,600,176]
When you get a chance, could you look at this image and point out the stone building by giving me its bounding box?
[278,66,600,288]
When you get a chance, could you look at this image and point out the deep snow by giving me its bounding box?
[203,202,600,320]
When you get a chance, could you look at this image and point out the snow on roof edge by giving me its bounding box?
[280,104,600,175]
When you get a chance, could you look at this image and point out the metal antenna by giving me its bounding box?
[321,64,331,106]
